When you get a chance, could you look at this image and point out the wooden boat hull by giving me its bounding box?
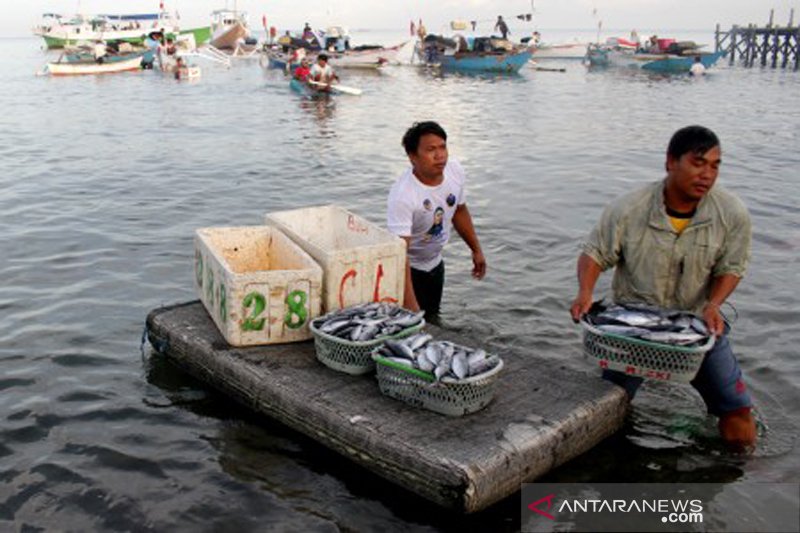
[587,47,725,73]
[210,21,249,50]
[438,50,532,72]
[47,54,143,75]
[532,42,589,60]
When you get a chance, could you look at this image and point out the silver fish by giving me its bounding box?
[640,330,707,346]
[452,352,468,380]
[417,351,435,372]
[407,333,433,352]
[468,355,500,377]
[385,339,415,360]
[424,344,441,366]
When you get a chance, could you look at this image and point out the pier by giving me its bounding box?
[715,9,800,69]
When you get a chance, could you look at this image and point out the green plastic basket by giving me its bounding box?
[371,350,504,416]
[580,319,715,383]
[309,319,425,375]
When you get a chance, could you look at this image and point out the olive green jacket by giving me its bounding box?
[582,180,751,313]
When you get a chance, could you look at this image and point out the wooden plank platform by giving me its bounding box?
[145,301,628,513]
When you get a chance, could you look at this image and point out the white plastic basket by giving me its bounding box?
[309,319,425,375]
[580,319,715,383]
[371,350,504,416]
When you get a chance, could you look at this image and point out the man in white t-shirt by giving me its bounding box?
[689,56,706,77]
[387,121,487,318]
[309,53,339,89]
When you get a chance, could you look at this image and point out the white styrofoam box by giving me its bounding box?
[194,226,323,346]
[264,205,406,313]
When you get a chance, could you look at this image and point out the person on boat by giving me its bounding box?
[165,37,177,56]
[93,40,107,64]
[293,57,311,82]
[569,125,757,450]
[417,19,427,40]
[630,29,641,49]
[309,54,339,89]
[494,16,510,40]
[387,121,486,320]
[690,56,706,76]
[302,23,314,41]
[647,35,660,53]
[174,56,186,80]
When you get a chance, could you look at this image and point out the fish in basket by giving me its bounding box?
[372,335,504,416]
[580,301,716,382]
[309,302,425,375]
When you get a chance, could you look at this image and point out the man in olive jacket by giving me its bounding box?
[570,125,756,449]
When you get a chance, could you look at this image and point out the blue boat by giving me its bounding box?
[587,45,724,73]
[437,50,532,73]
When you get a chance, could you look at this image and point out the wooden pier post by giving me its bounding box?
[729,25,738,65]
[772,28,780,68]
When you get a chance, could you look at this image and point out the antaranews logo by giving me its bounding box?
[525,491,704,530]
[522,483,800,533]
[527,493,556,520]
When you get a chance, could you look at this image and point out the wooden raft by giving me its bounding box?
[146,301,628,513]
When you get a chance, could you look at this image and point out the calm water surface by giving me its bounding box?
[1,30,798,531]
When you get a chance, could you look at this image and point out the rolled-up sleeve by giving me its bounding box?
[581,203,623,271]
[713,201,751,277]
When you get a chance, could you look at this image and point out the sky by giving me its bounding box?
[12,0,800,38]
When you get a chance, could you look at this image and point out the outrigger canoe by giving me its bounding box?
[46,54,143,76]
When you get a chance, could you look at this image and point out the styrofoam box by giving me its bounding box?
[194,226,323,346]
[265,205,406,312]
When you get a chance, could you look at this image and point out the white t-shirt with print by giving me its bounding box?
[310,63,334,81]
[386,160,467,272]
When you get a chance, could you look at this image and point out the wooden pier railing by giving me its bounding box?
[715,9,799,69]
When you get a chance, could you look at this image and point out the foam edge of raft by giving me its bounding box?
[146,301,629,513]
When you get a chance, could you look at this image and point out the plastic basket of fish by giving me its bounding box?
[371,337,504,416]
[309,302,426,375]
[580,302,716,383]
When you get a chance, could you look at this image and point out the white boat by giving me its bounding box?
[46,54,144,76]
[209,6,253,52]
[329,43,407,69]
[33,12,180,49]
[531,41,590,59]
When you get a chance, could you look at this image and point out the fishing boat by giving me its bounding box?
[209,5,256,54]
[416,34,532,73]
[437,49,532,72]
[586,38,724,73]
[32,11,181,49]
[63,42,156,65]
[530,41,589,60]
[45,53,144,76]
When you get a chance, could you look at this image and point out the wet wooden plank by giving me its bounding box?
[145,301,628,513]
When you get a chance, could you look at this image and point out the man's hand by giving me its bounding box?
[472,250,486,280]
[403,295,420,312]
[570,292,593,323]
[703,302,725,336]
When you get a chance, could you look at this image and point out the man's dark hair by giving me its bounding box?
[402,121,447,155]
[667,125,719,160]
[318,53,328,61]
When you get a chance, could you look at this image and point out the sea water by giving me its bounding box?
[0,29,798,530]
